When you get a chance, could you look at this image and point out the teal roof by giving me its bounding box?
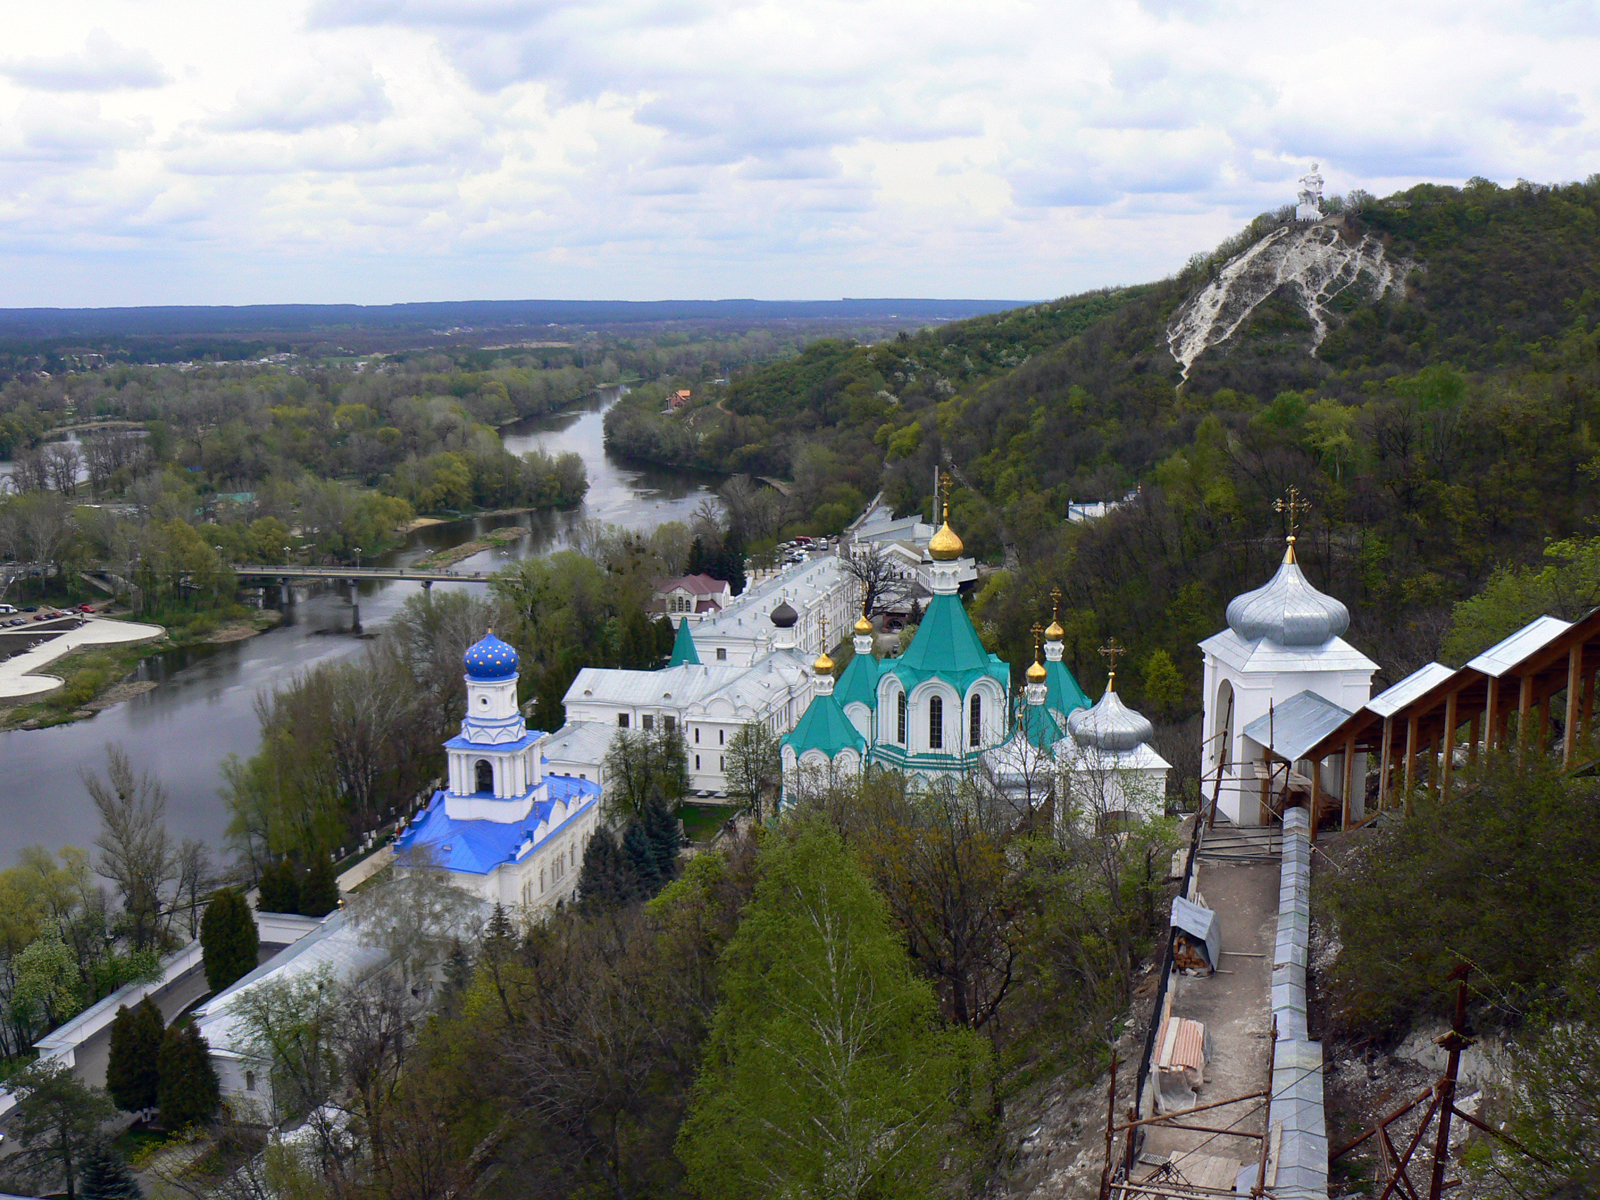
[888,593,1010,693]
[668,617,701,666]
[1046,659,1091,718]
[1018,699,1061,750]
[782,692,866,758]
[835,650,881,710]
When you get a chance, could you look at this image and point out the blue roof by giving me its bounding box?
[464,631,519,681]
[444,730,544,754]
[395,775,600,874]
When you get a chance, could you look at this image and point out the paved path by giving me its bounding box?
[0,617,165,700]
[1138,853,1280,1183]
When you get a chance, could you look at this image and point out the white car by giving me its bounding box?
[0,605,13,614]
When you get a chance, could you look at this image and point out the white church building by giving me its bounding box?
[395,631,602,909]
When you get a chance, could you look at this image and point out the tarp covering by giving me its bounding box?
[1171,894,1221,969]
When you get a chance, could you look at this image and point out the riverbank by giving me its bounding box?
[0,610,284,730]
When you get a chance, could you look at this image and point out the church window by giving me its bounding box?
[246,1071,256,1092]
[617,713,629,728]
[719,729,725,745]
[694,728,700,743]
[479,695,489,707]
[970,695,982,747]
[716,648,727,660]
[929,696,943,750]
[642,714,654,730]
[665,716,676,732]
[696,755,701,770]
[897,692,907,743]
[719,755,724,772]
[475,759,493,793]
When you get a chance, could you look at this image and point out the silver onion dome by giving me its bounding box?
[1224,550,1349,647]
[1068,688,1155,753]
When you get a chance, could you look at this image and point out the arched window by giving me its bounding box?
[896,691,907,743]
[475,759,493,794]
[929,695,943,750]
[969,694,982,747]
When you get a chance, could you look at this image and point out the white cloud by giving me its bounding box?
[0,0,1597,305]
[2,30,168,92]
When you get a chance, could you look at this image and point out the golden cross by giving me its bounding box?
[938,473,952,520]
[1099,637,1125,687]
[1051,586,1062,623]
[1032,621,1044,657]
[1273,485,1311,544]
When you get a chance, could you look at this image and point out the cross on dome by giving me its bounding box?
[1273,485,1312,560]
[1098,637,1125,690]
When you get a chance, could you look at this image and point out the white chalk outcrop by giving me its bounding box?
[1166,222,1413,381]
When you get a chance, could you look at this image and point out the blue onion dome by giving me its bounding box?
[464,630,518,680]
[770,601,798,629]
[1225,548,1349,647]
[1069,688,1155,753]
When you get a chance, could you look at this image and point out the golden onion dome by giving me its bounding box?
[1045,618,1065,641]
[813,651,835,675]
[1026,657,1047,683]
[928,520,964,561]
[854,613,873,636]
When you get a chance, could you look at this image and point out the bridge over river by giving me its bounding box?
[229,564,494,586]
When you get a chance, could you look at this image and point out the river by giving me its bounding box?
[0,388,717,864]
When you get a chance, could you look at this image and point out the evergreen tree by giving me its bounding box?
[654,613,678,661]
[677,819,988,1198]
[638,792,684,887]
[105,997,163,1114]
[156,1024,220,1131]
[255,858,300,914]
[77,1138,142,1200]
[5,1060,116,1200]
[578,827,649,908]
[201,888,259,993]
[686,536,706,576]
[298,854,339,917]
[621,823,664,897]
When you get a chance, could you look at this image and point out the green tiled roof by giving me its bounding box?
[782,692,866,758]
[887,593,1010,693]
[1018,699,1062,750]
[1046,659,1091,718]
[667,617,701,666]
[835,650,881,710]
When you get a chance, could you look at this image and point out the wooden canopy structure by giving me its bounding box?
[1295,608,1600,831]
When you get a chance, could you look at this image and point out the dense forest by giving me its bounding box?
[608,177,1600,725]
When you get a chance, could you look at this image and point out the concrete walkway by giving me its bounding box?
[1138,853,1280,1183]
[0,616,164,700]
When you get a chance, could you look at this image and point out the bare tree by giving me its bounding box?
[839,539,914,617]
[81,745,176,950]
[172,839,216,941]
[10,449,49,494]
[41,443,80,496]
[346,853,482,987]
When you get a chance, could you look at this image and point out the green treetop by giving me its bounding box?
[201,887,260,993]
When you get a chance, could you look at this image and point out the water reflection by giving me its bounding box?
[0,389,717,861]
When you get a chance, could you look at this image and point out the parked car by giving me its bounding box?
[0,604,15,614]
[77,604,95,614]
[6,618,23,627]
[21,606,36,612]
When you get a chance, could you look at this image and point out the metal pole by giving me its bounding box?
[1100,1051,1118,1200]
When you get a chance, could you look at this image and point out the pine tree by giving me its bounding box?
[157,1024,220,1131]
[638,793,684,887]
[77,1137,142,1199]
[105,997,162,1114]
[298,854,339,917]
[578,827,648,908]
[201,888,259,993]
[255,858,301,914]
[687,536,706,576]
[621,823,664,897]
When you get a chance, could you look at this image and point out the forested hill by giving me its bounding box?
[605,176,1600,729]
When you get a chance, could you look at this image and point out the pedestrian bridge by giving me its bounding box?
[230,564,494,584]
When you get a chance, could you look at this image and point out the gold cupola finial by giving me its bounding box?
[1045,586,1065,641]
[813,614,835,675]
[1273,485,1311,565]
[853,599,873,636]
[1026,622,1047,683]
[1098,636,1125,693]
[928,474,965,562]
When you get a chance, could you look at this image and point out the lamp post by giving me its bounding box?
[353,546,362,571]
[283,544,292,564]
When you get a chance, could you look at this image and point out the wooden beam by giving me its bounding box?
[1584,663,1597,751]
[1518,674,1534,760]
[1441,688,1458,797]
[1379,717,1394,810]
[1342,736,1357,829]
[1485,676,1499,752]
[1467,712,1480,768]
[1404,713,1419,815]
[1565,645,1582,769]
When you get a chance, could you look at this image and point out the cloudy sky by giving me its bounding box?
[2,0,1597,307]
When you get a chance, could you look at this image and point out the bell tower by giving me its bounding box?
[445,631,543,822]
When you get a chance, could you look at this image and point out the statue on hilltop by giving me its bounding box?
[1295,162,1324,222]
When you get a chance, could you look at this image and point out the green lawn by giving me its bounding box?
[677,802,736,843]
